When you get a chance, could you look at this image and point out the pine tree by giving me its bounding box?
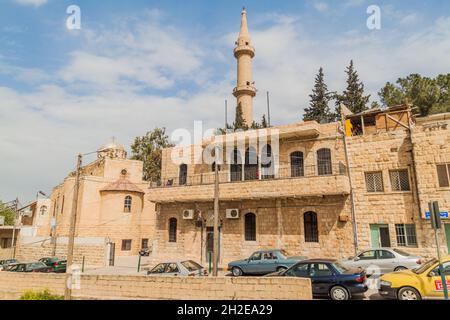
[303,67,334,123]
[261,114,268,128]
[336,60,370,114]
[233,103,248,130]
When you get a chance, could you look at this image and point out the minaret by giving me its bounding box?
[233,7,256,125]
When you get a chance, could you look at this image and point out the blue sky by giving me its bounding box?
[1,0,450,202]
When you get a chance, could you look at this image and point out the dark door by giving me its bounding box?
[380,226,391,247]
[310,263,335,295]
[205,227,220,262]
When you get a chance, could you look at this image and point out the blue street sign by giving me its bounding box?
[425,211,449,219]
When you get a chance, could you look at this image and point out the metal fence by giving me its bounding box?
[150,162,348,188]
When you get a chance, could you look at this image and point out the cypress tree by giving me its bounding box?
[233,103,248,130]
[303,67,334,123]
[337,60,370,114]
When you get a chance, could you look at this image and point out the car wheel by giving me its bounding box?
[231,267,243,277]
[330,286,350,301]
[398,287,421,300]
[394,266,407,272]
[277,266,287,272]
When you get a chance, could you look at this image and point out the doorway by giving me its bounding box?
[205,227,221,263]
[108,242,116,266]
[370,224,391,248]
[445,224,450,254]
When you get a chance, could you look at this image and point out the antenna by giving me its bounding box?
[266,91,271,127]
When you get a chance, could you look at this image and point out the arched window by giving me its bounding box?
[169,218,177,242]
[290,151,304,177]
[244,213,256,241]
[317,148,332,176]
[261,144,274,179]
[244,147,258,181]
[304,211,319,243]
[230,148,242,182]
[124,196,132,213]
[179,164,188,185]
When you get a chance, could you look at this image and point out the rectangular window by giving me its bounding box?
[121,239,132,251]
[141,239,149,249]
[395,224,417,247]
[390,169,411,191]
[365,171,384,192]
[437,164,450,188]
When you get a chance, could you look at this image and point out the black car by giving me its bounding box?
[7,262,52,273]
[269,259,368,300]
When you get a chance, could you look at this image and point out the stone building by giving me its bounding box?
[147,9,450,267]
[15,140,155,266]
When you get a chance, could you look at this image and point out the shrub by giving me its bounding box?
[20,289,64,300]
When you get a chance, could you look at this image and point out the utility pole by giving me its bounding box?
[212,147,220,277]
[10,198,19,259]
[64,153,82,300]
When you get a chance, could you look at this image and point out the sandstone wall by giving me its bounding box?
[0,273,312,300]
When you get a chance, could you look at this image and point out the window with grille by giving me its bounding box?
[317,149,332,176]
[304,211,319,243]
[390,170,410,191]
[141,238,149,249]
[169,218,177,242]
[395,224,417,247]
[290,151,304,177]
[437,164,450,188]
[121,239,132,251]
[365,172,384,192]
[245,213,256,241]
[124,196,132,213]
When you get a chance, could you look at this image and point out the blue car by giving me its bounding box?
[228,249,306,277]
[271,259,368,300]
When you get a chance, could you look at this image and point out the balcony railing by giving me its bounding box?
[150,162,348,189]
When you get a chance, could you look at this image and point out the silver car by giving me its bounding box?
[147,260,207,277]
[340,248,423,275]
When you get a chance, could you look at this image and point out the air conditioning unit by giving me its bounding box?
[22,209,33,217]
[226,209,240,219]
[182,209,194,220]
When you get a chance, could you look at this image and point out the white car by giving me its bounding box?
[340,248,423,275]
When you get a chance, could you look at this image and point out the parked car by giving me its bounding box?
[379,255,450,300]
[0,259,18,270]
[7,262,52,273]
[147,260,207,277]
[340,248,423,275]
[228,249,307,277]
[39,257,67,273]
[268,259,368,300]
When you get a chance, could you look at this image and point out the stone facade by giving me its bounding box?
[149,109,450,267]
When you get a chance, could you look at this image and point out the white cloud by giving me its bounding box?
[13,0,47,7]
[314,2,329,12]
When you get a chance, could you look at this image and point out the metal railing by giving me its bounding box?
[150,162,347,189]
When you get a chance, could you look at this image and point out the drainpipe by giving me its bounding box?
[340,111,359,255]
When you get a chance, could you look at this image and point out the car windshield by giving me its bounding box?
[331,262,349,274]
[412,258,437,274]
[393,249,411,257]
[181,260,202,271]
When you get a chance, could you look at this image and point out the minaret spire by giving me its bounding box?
[233,7,256,125]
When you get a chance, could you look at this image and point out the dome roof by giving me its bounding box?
[98,140,125,152]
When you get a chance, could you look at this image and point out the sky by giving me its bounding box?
[1,0,450,202]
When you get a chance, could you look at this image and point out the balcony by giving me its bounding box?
[148,163,350,203]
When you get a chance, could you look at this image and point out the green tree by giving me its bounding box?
[233,103,248,131]
[303,67,335,123]
[336,60,370,114]
[379,73,450,116]
[131,128,174,182]
[0,201,15,226]
[261,114,268,128]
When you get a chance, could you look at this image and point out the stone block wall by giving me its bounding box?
[0,273,313,300]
